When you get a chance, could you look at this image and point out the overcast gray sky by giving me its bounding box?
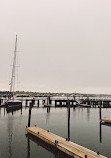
[0,0,111,94]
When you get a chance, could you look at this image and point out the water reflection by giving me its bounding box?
[26,134,72,158]
[27,136,30,158]
[6,106,22,115]
[7,107,23,158]
[21,107,22,115]
[0,107,1,117]
[47,107,50,113]
[7,115,13,158]
[1,105,111,157]
[99,122,102,143]
[87,108,90,121]
[46,107,51,124]
[99,105,102,143]
[4,107,5,116]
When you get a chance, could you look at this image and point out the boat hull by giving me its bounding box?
[5,100,22,110]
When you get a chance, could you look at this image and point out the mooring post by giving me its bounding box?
[37,100,40,107]
[68,99,70,141]
[48,96,52,105]
[28,102,33,127]
[55,100,57,107]
[99,100,102,121]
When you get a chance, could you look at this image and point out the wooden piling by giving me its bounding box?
[28,103,33,127]
[37,100,40,107]
[68,100,70,141]
[99,100,102,121]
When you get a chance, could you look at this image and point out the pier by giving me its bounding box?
[21,96,111,108]
[1,92,111,108]
[26,126,106,158]
[55,99,76,107]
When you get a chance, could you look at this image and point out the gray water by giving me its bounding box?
[0,105,111,158]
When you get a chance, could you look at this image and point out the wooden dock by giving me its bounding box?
[101,118,111,124]
[26,126,107,158]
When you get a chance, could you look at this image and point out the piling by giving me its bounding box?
[48,96,51,104]
[67,100,70,141]
[99,101,102,121]
[37,100,40,107]
[28,102,33,127]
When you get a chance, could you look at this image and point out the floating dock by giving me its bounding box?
[101,118,111,124]
[26,126,107,158]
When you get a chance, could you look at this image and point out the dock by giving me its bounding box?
[26,126,107,158]
[101,118,111,124]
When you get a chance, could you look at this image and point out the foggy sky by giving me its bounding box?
[0,0,111,94]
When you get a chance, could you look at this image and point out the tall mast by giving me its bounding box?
[10,35,17,99]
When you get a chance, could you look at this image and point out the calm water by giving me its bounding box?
[0,103,111,158]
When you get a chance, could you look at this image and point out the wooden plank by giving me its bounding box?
[101,118,111,123]
[26,126,107,158]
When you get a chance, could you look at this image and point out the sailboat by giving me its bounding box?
[5,35,22,110]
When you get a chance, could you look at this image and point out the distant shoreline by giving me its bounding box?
[0,90,111,97]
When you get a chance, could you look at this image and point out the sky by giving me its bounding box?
[0,0,111,94]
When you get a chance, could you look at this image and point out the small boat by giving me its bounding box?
[6,35,22,110]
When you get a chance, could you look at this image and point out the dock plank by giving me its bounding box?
[26,126,107,158]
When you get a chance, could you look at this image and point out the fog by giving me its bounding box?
[0,0,111,94]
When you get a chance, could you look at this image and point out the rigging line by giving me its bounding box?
[10,35,17,99]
